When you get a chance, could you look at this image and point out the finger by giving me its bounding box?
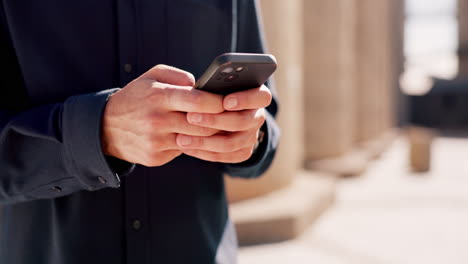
[181,148,253,164]
[176,130,257,153]
[140,64,195,86]
[140,133,179,152]
[186,108,265,132]
[166,112,220,136]
[223,85,272,111]
[157,85,224,114]
[143,112,216,137]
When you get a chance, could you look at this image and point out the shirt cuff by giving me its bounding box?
[62,88,135,190]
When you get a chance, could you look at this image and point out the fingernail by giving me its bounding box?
[226,97,238,109]
[177,135,192,146]
[189,113,203,123]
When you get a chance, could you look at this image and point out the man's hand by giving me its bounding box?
[176,85,272,163]
[101,65,224,167]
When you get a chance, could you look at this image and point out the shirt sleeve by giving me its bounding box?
[0,21,134,204]
[0,89,138,204]
[224,0,280,178]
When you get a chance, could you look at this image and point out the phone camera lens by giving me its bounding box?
[236,66,244,72]
[225,74,239,82]
[221,67,234,75]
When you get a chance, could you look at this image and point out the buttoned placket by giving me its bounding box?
[116,1,151,264]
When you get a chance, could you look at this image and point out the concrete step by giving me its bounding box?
[229,172,337,246]
[305,130,399,177]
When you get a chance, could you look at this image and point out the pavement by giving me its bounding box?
[238,134,468,264]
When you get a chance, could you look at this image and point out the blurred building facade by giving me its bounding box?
[226,0,405,245]
[408,0,468,129]
[459,0,468,76]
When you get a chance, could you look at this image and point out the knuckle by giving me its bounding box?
[158,65,195,86]
[162,86,176,106]
[187,90,203,108]
[147,86,166,104]
[181,72,196,86]
[149,65,160,74]
[149,64,166,76]
[153,64,165,71]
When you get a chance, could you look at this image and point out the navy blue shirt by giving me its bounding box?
[0,0,279,263]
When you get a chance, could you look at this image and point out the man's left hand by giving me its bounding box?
[176,85,272,163]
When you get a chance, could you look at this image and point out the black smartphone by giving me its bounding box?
[195,53,277,95]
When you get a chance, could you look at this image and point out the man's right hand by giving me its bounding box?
[101,65,224,167]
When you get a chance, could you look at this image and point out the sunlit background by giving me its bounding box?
[403,0,458,94]
[225,0,468,263]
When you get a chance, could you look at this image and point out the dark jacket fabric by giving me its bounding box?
[0,0,279,263]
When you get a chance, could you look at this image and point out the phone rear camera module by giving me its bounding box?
[225,74,239,82]
[221,67,234,75]
[236,66,245,72]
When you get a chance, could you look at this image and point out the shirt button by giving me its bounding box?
[124,64,132,73]
[51,186,62,193]
[97,176,107,184]
[132,220,142,231]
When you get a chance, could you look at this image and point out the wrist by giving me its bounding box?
[100,93,119,157]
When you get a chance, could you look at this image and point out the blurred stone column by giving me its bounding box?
[225,0,304,201]
[378,0,404,132]
[379,0,393,134]
[390,0,407,127]
[386,0,405,130]
[226,0,337,245]
[355,0,385,142]
[303,0,357,160]
[303,0,368,176]
[458,0,468,76]
[356,0,404,143]
[355,0,402,152]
